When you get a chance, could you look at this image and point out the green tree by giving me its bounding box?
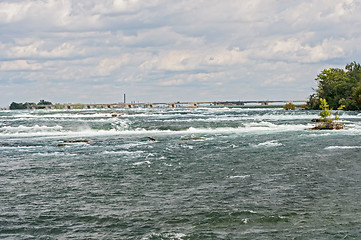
[307,93,320,110]
[283,102,296,110]
[9,102,37,110]
[37,100,52,105]
[350,85,361,109]
[9,102,26,109]
[346,61,361,83]
[338,97,357,110]
[315,68,354,109]
[307,61,361,110]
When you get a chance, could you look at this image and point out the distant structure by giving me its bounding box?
[27,100,306,110]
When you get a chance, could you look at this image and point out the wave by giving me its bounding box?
[4,107,361,139]
[251,140,283,148]
[0,107,313,118]
[101,150,145,156]
[132,160,151,166]
[7,112,125,119]
[229,175,250,179]
[146,114,321,123]
[0,125,63,134]
[0,145,42,150]
[325,146,361,150]
[141,233,186,240]
[34,152,78,157]
[0,122,313,138]
[119,142,149,149]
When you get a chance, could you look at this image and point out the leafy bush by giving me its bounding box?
[312,98,344,130]
[319,98,331,119]
[283,102,296,110]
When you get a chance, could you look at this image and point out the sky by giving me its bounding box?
[1,0,361,107]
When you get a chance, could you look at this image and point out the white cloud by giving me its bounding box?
[91,0,158,15]
[0,0,71,25]
[262,74,296,86]
[113,0,140,12]
[0,60,41,71]
[280,0,361,29]
[207,47,248,66]
[141,47,248,72]
[1,0,361,106]
[326,0,359,21]
[5,40,76,59]
[97,55,130,76]
[157,72,226,86]
[0,1,31,23]
[250,37,345,63]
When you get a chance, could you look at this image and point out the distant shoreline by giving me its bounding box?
[7,100,306,110]
[1,104,307,111]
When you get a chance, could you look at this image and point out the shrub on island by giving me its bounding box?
[283,102,296,110]
[311,98,344,130]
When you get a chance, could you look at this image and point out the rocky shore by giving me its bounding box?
[311,119,344,130]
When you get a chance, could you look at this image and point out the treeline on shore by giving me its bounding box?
[10,100,52,110]
[307,61,361,110]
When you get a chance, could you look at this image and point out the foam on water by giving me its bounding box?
[229,175,251,179]
[141,232,186,240]
[132,160,151,166]
[119,141,146,148]
[325,146,361,150]
[34,152,78,157]
[252,140,283,147]
[8,112,119,119]
[0,125,63,133]
[0,122,313,138]
[101,150,145,156]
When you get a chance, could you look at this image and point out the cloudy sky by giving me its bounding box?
[1,0,361,106]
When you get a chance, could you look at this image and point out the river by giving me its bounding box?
[1,107,360,239]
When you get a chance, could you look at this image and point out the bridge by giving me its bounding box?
[28,100,306,110]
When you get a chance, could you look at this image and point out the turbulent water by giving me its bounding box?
[1,107,361,239]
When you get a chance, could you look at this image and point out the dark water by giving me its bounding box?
[1,107,361,239]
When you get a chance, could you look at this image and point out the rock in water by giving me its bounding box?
[147,137,158,141]
[311,121,344,130]
[64,140,91,143]
[180,137,205,141]
[311,118,323,122]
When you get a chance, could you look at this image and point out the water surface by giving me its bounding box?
[1,107,360,239]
